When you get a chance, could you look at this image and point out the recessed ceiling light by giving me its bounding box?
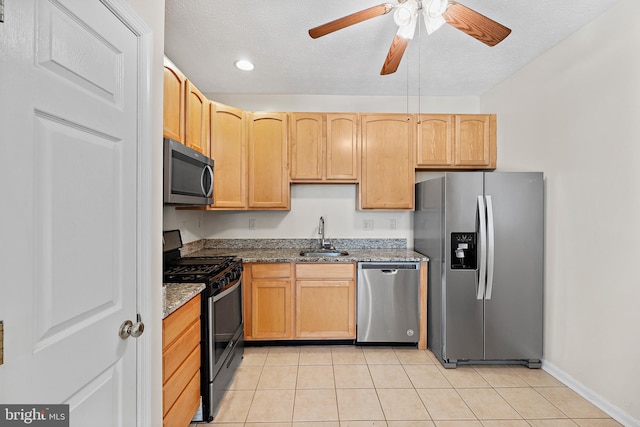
[235,60,254,71]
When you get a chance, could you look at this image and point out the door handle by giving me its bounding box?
[485,195,495,300]
[119,314,145,339]
[476,195,487,300]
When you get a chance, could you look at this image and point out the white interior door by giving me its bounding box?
[0,0,143,425]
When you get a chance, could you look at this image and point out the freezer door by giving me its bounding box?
[443,172,484,361]
[415,178,445,360]
[483,172,543,360]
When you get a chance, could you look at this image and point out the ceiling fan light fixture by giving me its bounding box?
[394,0,418,39]
[235,59,254,71]
[422,0,448,34]
[423,11,445,34]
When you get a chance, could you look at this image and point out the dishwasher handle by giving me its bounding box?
[359,262,420,271]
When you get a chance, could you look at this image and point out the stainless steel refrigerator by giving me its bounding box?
[414,172,543,368]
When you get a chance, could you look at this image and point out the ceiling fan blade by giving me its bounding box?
[380,34,409,75]
[443,2,511,47]
[309,3,394,39]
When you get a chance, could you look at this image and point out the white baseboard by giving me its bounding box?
[542,360,639,427]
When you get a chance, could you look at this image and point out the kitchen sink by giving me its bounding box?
[300,249,349,257]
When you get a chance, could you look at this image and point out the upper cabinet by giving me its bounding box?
[360,114,415,210]
[417,114,496,169]
[248,112,290,210]
[289,113,359,183]
[163,56,210,157]
[184,81,210,156]
[209,102,247,209]
[454,114,495,168]
[163,57,186,143]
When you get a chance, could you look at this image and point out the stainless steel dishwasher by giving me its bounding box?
[357,261,421,343]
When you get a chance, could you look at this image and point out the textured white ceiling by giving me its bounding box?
[165,0,620,97]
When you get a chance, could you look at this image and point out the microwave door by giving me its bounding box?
[164,138,214,205]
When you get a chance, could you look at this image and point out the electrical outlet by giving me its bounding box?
[363,219,374,230]
[248,218,256,230]
[389,219,397,230]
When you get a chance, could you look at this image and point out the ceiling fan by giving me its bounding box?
[309,0,511,75]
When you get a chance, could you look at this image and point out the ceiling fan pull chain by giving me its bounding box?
[417,10,422,124]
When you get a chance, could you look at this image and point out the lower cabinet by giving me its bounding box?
[163,295,201,427]
[248,263,294,339]
[244,262,356,340]
[295,263,356,339]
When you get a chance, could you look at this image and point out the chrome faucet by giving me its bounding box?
[319,216,326,248]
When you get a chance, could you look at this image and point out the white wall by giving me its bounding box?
[165,95,478,244]
[481,0,640,423]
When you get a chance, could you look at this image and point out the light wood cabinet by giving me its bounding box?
[246,263,294,339]
[416,114,454,167]
[184,80,209,156]
[454,114,495,168]
[162,295,201,427]
[295,263,356,339]
[416,114,496,169]
[290,113,359,183]
[163,57,186,142]
[209,102,247,209]
[244,262,357,341]
[248,112,290,209]
[360,114,416,210]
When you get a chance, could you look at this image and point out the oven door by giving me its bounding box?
[209,278,243,376]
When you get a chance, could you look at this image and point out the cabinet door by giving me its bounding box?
[454,114,495,168]
[360,114,415,209]
[290,113,324,181]
[416,114,454,167]
[248,112,290,209]
[295,263,356,339]
[184,80,209,156]
[251,280,293,339]
[162,57,186,142]
[210,103,247,209]
[326,113,359,181]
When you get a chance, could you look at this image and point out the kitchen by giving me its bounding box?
[1,0,639,426]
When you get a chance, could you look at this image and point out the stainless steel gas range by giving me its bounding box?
[163,230,244,422]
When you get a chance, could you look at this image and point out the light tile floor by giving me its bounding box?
[191,345,622,427]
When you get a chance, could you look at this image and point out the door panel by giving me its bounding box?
[484,172,544,360]
[443,173,484,361]
[0,0,139,424]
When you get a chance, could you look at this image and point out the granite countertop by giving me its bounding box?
[185,247,428,263]
[163,282,205,319]
[163,239,428,316]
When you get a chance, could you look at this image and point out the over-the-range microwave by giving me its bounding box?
[163,138,214,205]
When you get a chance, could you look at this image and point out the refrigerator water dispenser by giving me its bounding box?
[451,232,477,270]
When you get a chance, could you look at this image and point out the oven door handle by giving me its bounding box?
[213,280,241,302]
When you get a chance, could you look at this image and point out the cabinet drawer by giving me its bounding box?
[162,319,200,383]
[163,370,200,427]
[163,345,200,416]
[295,263,355,280]
[251,263,291,279]
[163,295,200,349]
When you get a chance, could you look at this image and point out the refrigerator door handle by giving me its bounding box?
[476,195,487,300]
[485,195,495,300]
